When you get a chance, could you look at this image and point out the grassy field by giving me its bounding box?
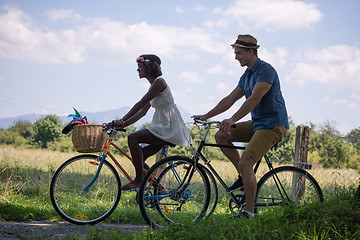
[0,145,359,239]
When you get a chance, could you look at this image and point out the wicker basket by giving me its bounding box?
[72,124,106,153]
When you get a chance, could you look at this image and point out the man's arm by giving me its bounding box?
[199,87,244,120]
[219,82,271,132]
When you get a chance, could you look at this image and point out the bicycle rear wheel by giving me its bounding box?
[50,155,121,225]
[138,156,211,228]
[255,166,323,215]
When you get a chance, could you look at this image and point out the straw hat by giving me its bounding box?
[231,34,260,49]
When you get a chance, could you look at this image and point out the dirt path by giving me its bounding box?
[0,221,149,239]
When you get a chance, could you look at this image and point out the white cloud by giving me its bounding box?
[351,94,360,102]
[221,0,323,31]
[176,3,208,13]
[260,47,289,68]
[0,6,226,65]
[216,82,233,94]
[178,71,203,83]
[321,97,358,109]
[286,45,360,90]
[45,9,81,22]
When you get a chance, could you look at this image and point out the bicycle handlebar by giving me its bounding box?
[191,116,220,126]
[191,116,236,128]
[103,123,126,135]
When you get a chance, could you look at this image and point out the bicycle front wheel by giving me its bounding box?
[50,155,121,225]
[138,156,211,228]
[256,166,323,215]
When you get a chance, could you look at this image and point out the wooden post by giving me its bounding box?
[292,125,310,200]
[294,125,310,169]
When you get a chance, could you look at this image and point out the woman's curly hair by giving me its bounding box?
[137,54,162,78]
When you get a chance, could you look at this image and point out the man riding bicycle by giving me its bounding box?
[197,34,289,218]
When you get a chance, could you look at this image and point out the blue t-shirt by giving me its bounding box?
[238,58,289,131]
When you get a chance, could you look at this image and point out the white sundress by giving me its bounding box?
[147,77,192,147]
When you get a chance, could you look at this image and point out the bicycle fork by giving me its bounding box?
[83,154,106,191]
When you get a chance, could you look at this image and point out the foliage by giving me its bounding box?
[1,115,360,170]
[32,115,64,148]
[8,120,34,139]
[0,145,359,240]
[0,129,28,147]
[47,137,75,152]
[345,127,360,149]
[309,120,359,170]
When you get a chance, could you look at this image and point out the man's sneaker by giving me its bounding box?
[231,210,255,219]
[229,176,244,192]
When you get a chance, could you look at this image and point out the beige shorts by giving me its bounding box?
[229,120,288,162]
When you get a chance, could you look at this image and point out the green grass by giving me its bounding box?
[0,145,359,239]
[106,190,360,240]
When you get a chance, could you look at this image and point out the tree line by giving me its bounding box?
[0,114,359,172]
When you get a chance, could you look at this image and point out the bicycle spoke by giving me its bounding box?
[138,156,210,228]
[50,155,121,225]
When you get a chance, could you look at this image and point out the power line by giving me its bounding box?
[0,94,48,116]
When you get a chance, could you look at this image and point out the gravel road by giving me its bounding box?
[0,221,149,239]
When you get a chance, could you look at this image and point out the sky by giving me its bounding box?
[0,0,360,135]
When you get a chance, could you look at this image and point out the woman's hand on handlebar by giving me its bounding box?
[192,114,207,121]
[109,120,126,132]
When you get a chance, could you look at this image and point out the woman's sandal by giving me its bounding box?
[121,182,140,191]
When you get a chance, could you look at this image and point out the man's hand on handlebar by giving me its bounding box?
[219,118,236,133]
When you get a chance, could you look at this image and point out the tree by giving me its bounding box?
[8,120,34,139]
[345,127,360,150]
[309,120,350,168]
[32,115,63,148]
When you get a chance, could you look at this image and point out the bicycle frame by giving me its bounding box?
[189,120,293,210]
[83,125,169,191]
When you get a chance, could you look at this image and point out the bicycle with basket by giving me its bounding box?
[50,120,169,225]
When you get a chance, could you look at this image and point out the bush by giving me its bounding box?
[0,129,28,147]
[32,115,63,148]
[47,138,75,152]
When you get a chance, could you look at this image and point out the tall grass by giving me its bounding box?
[0,145,146,223]
[1,144,359,236]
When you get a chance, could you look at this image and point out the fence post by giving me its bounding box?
[292,125,310,200]
[294,125,310,169]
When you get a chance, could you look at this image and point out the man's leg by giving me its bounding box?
[214,121,254,174]
[214,131,242,173]
[238,153,257,213]
[240,126,288,213]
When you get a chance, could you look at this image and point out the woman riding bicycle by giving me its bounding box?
[111,54,192,190]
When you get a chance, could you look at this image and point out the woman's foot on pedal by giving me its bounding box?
[157,187,169,195]
[229,176,244,192]
[121,181,140,191]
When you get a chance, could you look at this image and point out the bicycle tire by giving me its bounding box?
[202,166,218,218]
[50,155,121,225]
[255,166,323,215]
[138,156,211,228]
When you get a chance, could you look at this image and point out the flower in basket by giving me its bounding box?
[62,107,88,134]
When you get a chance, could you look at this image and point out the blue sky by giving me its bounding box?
[0,0,359,134]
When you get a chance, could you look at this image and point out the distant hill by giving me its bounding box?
[0,106,192,129]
